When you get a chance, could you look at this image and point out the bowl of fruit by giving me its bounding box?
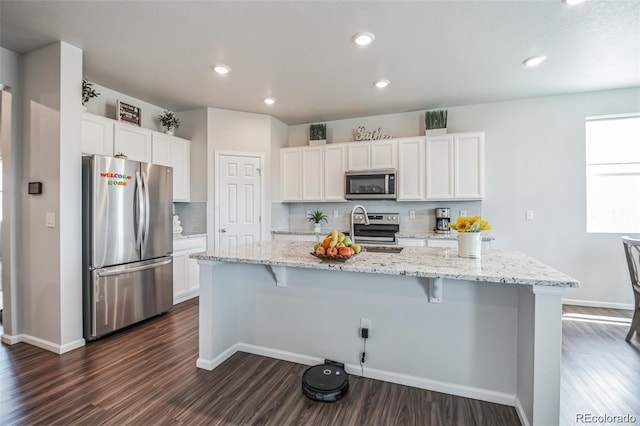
[311,229,362,262]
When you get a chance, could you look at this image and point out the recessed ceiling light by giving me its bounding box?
[352,32,375,46]
[213,64,230,75]
[373,79,390,89]
[563,0,585,5]
[264,97,276,105]
[522,55,547,67]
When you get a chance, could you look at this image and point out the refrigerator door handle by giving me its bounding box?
[96,258,172,277]
[135,171,144,249]
[142,171,151,253]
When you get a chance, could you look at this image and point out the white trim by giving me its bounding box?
[514,396,531,426]
[2,334,85,354]
[562,298,634,311]
[196,343,238,370]
[173,289,199,305]
[237,343,516,407]
[213,150,266,250]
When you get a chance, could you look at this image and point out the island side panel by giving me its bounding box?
[196,260,240,370]
[230,263,519,403]
[516,285,566,426]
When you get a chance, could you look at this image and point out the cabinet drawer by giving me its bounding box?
[174,236,207,253]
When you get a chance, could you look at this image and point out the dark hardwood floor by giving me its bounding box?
[1,300,638,425]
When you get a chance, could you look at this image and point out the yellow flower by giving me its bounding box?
[449,215,491,233]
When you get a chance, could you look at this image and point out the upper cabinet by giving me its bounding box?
[426,132,485,200]
[302,147,324,201]
[81,113,191,202]
[152,133,191,202]
[114,123,153,163]
[81,113,114,156]
[324,144,347,202]
[281,148,303,201]
[397,137,426,201]
[347,140,397,171]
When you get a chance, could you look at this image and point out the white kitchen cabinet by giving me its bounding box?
[114,123,153,163]
[81,113,114,156]
[426,239,457,248]
[281,148,303,201]
[272,233,322,242]
[347,140,397,171]
[396,237,427,247]
[173,236,207,304]
[302,147,324,201]
[152,132,191,201]
[397,137,425,201]
[425,132,484,200]
[324,144,347,201]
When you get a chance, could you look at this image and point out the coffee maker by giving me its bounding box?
[434,208,451,233]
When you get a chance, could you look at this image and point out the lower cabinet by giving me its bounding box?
[396,237,427,247]
[173,236,207,304]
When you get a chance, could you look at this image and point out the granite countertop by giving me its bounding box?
[173,233,207,240]
[396,231,495,241]
[191,240,579,287]
[272,228,348,235]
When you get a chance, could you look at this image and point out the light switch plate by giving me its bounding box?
[526,210,535,221]
[409,210,415,219]
[333,210,339,218]
[46,212,55,228]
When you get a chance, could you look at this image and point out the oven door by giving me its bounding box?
[353,224,398,245]
[345,170,396,200]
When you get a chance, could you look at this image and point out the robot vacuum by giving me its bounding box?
[301,362,349,402]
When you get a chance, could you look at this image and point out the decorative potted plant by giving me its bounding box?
[449,215,491,258]
[158,110,180,135]
[82,79,100,111]
[307,210,328,233]
[425,109,448,136]
[309,123,327,146]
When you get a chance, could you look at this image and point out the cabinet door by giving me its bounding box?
[172,252,188,298]
[168,137,190,201]
[425,136,455,200]
[454,133,485,199]
[426,239,457,248]
[397,238,427,247]
[302,147,323,201]
[347,143,370,170]
[324,144,347,201]
[114,124,152,162]
[81,113,114,156]
[186,251,201,292]
[281,148,302,201]
[397,138,425,200]
[151,132,171,166]
[371,140,397,169]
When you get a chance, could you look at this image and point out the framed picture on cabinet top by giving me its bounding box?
[116,99,142,126]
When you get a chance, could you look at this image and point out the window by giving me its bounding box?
[586,113,640,233]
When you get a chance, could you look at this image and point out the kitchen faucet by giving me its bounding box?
[350,204,370,244]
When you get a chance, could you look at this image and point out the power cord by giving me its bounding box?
[359,327,369,377]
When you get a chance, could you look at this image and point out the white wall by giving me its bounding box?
[0,47,24,338]
[18,42,84,351]
[287,88,640,308]
[177,108,208,202]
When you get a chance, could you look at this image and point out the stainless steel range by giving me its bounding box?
[352,212,400,245]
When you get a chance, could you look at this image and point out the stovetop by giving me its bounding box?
[352,212,400,225]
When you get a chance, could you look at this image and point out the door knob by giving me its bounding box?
[220,228,227,233]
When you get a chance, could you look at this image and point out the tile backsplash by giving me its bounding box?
[283,200,483,233]
[174,202,207,235]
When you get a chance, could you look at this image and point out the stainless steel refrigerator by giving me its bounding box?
[82,155,173,340]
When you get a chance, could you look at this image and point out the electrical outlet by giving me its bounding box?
[526,210,535,221]
[46,212,56,228]
[306,210,311,216]
[460,210,467,217]
[333,210,339,218]
[360,318,372,337]
[409,210,415,219]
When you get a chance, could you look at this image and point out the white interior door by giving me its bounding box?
[217,154,262,251]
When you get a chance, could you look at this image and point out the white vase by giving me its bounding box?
[164,128,175,136]
[82,105,88,113]
[313,223,322,233]
[426,128,447,137]
[457,233,482,258]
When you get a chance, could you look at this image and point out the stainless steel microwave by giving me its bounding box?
[345,169,396,200]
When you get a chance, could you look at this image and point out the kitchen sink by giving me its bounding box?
[361,245,404,254]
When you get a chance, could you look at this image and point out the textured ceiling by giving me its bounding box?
[1,0,639,125]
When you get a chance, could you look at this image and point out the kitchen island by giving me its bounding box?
[191,241,579,426]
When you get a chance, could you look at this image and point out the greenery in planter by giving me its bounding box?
[309,123,327,141]
[82,79,100,105]
[425,109,448,130]
[158,110,180,131]
[307,210,328,224]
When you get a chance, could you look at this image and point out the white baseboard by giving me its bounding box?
[196,343,238,371]
[237,343,516,407]
[2,334,85,354]
[514,396,531,426]
[174,289,199,305]
[563,298,634,311]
